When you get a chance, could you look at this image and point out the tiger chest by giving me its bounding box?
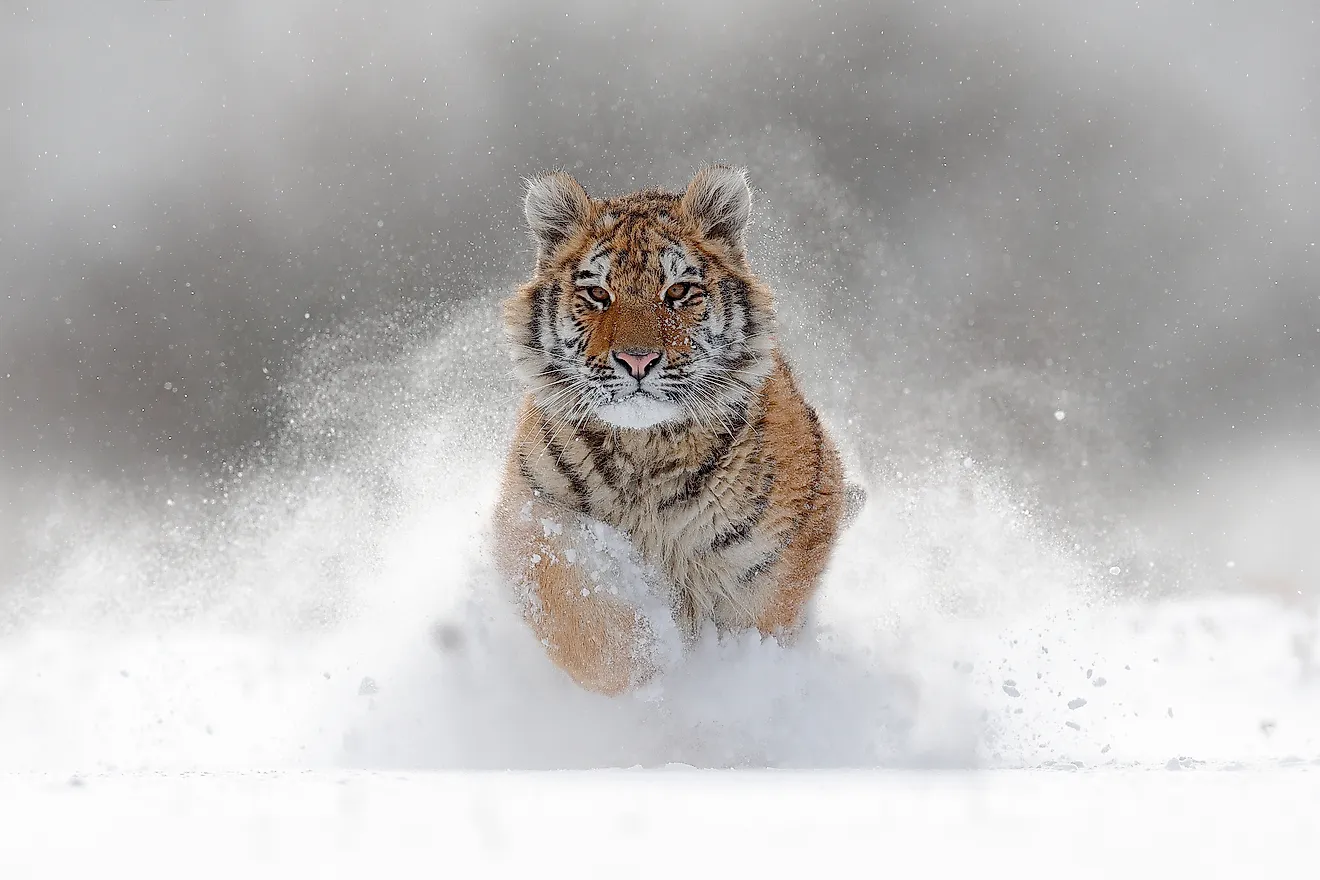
[594,448,780,629]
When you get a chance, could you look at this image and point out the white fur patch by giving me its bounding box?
[575,250,611,287]
[595,394,684,430]
[660,246,702,288]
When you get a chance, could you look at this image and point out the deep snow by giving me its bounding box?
[3,6,1319,873]
[2,306,1317,774]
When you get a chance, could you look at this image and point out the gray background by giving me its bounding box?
[3,0,1317,604]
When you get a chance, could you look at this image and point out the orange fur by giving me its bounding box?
[491,167,854,694]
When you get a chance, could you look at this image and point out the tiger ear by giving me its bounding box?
[681,165,752,256]
[523,171,592,260]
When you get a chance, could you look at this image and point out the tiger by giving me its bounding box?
[491,165,865,695]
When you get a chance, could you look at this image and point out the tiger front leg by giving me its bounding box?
[522,553,661,695]
[493,495,679,696]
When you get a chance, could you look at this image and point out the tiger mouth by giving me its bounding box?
[614,387,664,403]
[595,389,684,430]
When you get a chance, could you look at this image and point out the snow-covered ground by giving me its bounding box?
[4,2,1320,876]
[3,308,1319,875]
[4,474,1318,877]
[6,430,1319,774]
[2,768,1317,877]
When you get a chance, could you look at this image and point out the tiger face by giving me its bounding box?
[505,166,776,431]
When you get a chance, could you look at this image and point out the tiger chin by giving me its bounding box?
[491,165,866,696]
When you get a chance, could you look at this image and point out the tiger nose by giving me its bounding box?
[612,348,661,379]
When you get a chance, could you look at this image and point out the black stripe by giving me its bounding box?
[738,552,778,585]
[724,396,751,434]
[659,440,728,511]
[722,278,759,341]
[528,282,558,351]
[709,519,755,553]
[690,330,715,360]
[540,283,558,346]
[518,453,554,500]
[707,467,775,553]
[526,285,544,347]
[715,278,739,341]
[554,315,587,359]
[712,279,731,339]
[578,426,622,490]
[538,422,592,506]
[721,348,760,375]
[660,393,755,510]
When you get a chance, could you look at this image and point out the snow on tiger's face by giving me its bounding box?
[506,167,776,432]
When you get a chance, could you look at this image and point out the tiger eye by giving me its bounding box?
[579,286,611,305]
[666,282,701,302]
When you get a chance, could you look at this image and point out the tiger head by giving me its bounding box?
[505,166,776,432]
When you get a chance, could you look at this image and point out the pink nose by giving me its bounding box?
[613,349,661,379]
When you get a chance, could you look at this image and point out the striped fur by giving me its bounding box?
[492,166,859,695]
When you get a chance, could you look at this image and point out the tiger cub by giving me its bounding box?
[492,165,862,695]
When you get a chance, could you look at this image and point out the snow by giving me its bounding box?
[4,338,1314,875]
[1,312,1317,778]
[2,769,1317,877]
[4,3,1320,871]
[1,272,1317,879]
[5,457,1318,774]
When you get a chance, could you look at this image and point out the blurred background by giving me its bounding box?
[2,0,1317,614]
